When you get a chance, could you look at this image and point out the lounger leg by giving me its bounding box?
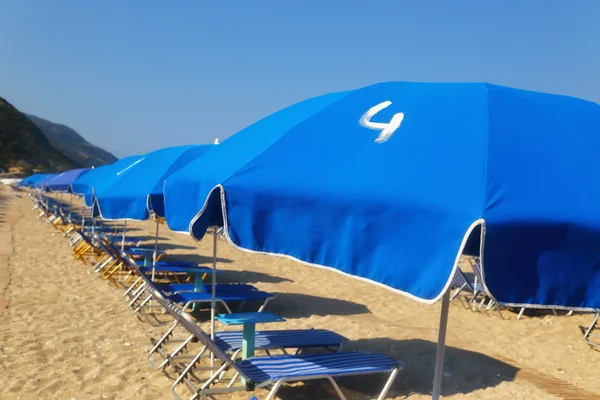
[122,277,144,300]
[517,307,525,320]
[450,283,466,301]
[325,376,347,400]
[495,303,504,320]
[376,368,399,400]
[583,312,599,348]
[147,320,180,369]
[128,288,148,310]
[265,379,285,400]
[258,297,273,312]
[133,294,153,314]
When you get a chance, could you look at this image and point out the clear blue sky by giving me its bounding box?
[1,1,598,158]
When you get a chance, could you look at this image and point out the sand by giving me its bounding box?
[0,189,599,400]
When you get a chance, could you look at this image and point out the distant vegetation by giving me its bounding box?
[27,114,117,168]
[0,96,78,172]
[0,96,118,175]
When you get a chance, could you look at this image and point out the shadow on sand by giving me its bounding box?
[160,253,234,265]
[275,338,518,399]
[267,292,370,318]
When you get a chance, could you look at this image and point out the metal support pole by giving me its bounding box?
[151,219,159,281]
[121,220,127,251]
[432,290,450,400]
[210,228,218,367]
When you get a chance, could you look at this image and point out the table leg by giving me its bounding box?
[241,322,256,385]
[242,322,256,359]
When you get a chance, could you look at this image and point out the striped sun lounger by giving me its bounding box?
[148,292,401,400]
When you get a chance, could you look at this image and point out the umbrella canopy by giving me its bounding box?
[44,168,90,192]
[164,81,600,310]
[18,174,51,187]
[32,174,59,190]
[93,145,213,220]
[69,156,142,206]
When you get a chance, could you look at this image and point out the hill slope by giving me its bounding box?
[0,97,78,171]
[27,114,117,168]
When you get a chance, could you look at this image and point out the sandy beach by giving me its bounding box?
[0,189,599,400]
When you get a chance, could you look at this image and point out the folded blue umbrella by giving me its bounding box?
[44,168,90,192]
[164,81,600,311]
[93,145,213,220]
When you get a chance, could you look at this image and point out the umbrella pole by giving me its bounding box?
[431,289,450,400]
[152,219,159,281]
[121,221,127,251]
[210,228,218,367]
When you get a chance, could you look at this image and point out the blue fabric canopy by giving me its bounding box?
[164,81,600,309]
[69,156,142,206]
[18,174,51,187]
[33,174,58,189]
[93,145,213,220]
[44,168,90,192]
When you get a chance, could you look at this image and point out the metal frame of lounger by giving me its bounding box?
[118,253,274,315]
[470,257,573,320]
[134,278,273,316]
[159,297,400,400]
[147,303,348,371]
[583,311,599,349]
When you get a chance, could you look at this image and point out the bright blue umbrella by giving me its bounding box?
[164,81,600,398]
[69,156,143,207]
[93,145,214,221]
[33,174,59,190]
[92,144,214,282]
[18,174,51,188]
[44,168,90,192]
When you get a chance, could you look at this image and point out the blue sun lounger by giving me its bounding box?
[118,252,275,314]
[133,278,274,315]
[147,288,348,371]
[163,299,401,400]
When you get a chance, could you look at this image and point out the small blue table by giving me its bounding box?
[127,247,166,266]
[215,312,285,360]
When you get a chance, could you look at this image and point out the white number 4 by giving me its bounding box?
[359,101,404,144]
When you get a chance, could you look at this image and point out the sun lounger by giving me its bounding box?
[133,277,274,315]
[147,292,348,372]
[154,296,400,400]
[450,266,486,304]
[118,252,274,315]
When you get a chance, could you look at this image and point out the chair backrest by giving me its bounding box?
[148,286,252,382]
[470,257,484,282]
[451,267,474,291]
[74,229,94,246]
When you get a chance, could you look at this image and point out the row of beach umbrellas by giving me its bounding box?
[19,81,600,399]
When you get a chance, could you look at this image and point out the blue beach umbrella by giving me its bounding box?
[18,174,51,188]
[163,81,600,398]
[72,156,143,208]
[33,173,58,190]
[93,144,214,221]
[45,168,90,192]
[92,144,214,272]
